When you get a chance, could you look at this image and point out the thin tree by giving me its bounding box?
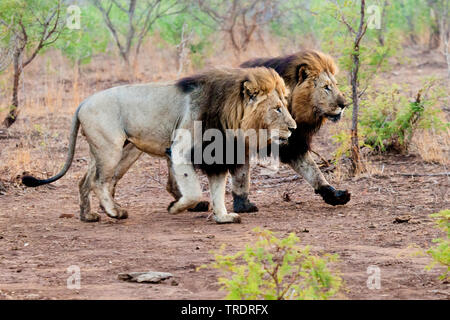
[92,0,184,72]
[332,0,368,174]
[176,22,194,76]
[438,0,450,80]
[195,0,279,58]
[428,0,442,49]
[0,0,64,128]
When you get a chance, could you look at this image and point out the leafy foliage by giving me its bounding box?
[426,209,450,281]
[155,10,214,68]
[359,79,448,152]
[332,79,448,159]
[55,4,108,65]
[201,228,342,300]
[0,0,66,57]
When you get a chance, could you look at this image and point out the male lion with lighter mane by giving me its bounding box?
[22,67,296,224]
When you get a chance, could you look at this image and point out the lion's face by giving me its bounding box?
[291,70,347,124]
[242,80,296,143]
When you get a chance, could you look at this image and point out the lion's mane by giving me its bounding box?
[241,50,339,163]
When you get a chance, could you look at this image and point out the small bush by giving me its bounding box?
[332,79,448,164]
[426,209,450,281]
[359,79,448,152]
[202,228,342,300]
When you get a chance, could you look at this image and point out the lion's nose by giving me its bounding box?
[288,126,296,133]
[337,96,347,109]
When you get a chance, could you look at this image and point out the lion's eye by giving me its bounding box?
[324,85,331,92]
[275,107,282,113]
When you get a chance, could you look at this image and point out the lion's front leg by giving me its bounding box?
[166,131,203,214]
[207,172,241,224]
[166,157,210,212]
[290,151,351,205]
[167,161,203,214]
[231,163,258,213]
[290,151,351,206]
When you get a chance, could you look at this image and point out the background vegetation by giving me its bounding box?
[1,0,448,168]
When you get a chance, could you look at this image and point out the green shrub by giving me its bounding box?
[202,228,342,300]
[359,79,447,152]
[332,79,448,159]
[426,209,450,281]
[55,3,108,65]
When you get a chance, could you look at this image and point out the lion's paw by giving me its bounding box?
[232,193,259,213]
[105,207,129,219]
[80,212,101,223]
[115,208,129,219]
[214,213,242,224]
[315,185,351,206]
[188,201,210,212]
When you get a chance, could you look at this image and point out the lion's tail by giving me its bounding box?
[22,104,82,187]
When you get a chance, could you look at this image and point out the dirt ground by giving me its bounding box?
[0,48,449,300]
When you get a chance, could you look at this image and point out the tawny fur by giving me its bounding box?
[22,67,296,224]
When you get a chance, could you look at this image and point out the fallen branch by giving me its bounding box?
[310,149,331,167]
[394,172,449,177]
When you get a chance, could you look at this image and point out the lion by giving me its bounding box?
[229,50,351,212]
[22,67,296,224]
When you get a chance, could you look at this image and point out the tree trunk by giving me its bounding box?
[350,47,363,174]
[377,1,389,46]
[428,4,441,49]
[3,50,21,128]
[429,25,441,49]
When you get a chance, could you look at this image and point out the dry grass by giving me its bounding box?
[411,128,450,165]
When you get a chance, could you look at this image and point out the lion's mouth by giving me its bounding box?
[325,113,342,122]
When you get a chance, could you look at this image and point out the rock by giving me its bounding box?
[394,215,412,224]
[118,271,173,283]
[59,213,74,219]
[171,279,179,286]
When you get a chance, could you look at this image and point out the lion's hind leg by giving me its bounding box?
[78,155,100,222]
[111,143,143,198]
[88,140,129,220]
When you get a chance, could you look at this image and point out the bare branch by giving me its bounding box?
[329,0,356,34]
[23,1,63,68]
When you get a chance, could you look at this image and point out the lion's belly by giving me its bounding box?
[128,136,169,156]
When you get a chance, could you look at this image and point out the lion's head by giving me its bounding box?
[239,67,296,142]
[241,50,347,127]
[177,67,296,143]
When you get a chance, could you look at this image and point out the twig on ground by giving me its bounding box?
[394,172,449,177]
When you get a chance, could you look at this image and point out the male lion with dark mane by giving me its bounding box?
[22,67,296,224]
[230,50,351,212]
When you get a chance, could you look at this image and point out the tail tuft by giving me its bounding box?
[22,175,43,187]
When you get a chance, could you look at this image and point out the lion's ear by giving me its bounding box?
[296,64,308,84]
[242,80,260,101]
